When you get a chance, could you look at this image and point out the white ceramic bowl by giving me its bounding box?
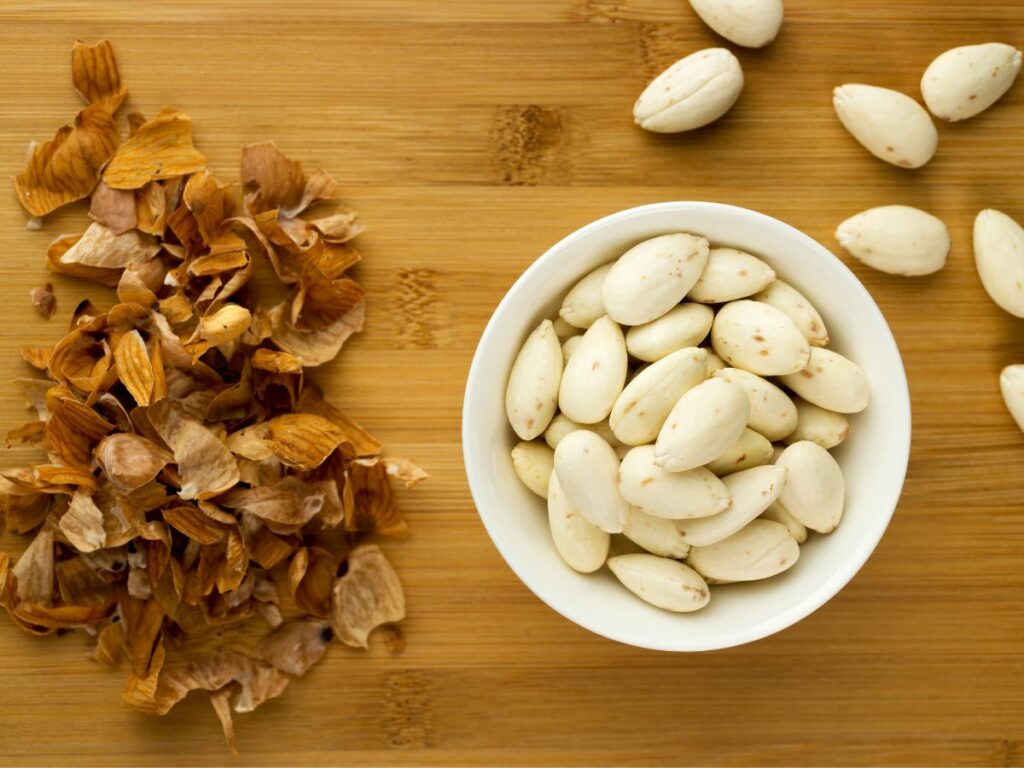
[462,202,910,651]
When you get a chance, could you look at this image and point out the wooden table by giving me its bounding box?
[0,1,1022,765]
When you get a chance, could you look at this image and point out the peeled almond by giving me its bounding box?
[775,441,845,533]
[559,263,612,329]
[688,0,784,48]
[703,347,726,375]
[505,319,563,440]
[553,429,628,533]
[921,43,1022,121]
[609,347,707,445]
[633,48,744,133]
[621,507,691,559]
[552,317,577,341]
[973,209,1024,318]
[618,444,730,519]
[713,367,797,441]
[778,347,869,414]
[833,84,938,169]
[511,441,554,498]
[710,299,810,376]
[547,473,610,573]
[607,554,710,612]
[761,503,808,544]
[543,413,624,454]
[752,278,829,347]
[687,247,776,303]
[676,464,786,546]
[602,234,710,325]
[1000,365,1024,434]
[654,377,750,472]
[836,206,950,276]
[561,335,581,362]
[785,398,850,449]
[687,519,799,582]
[625,304,714,362]
[557,315,627,424]
[705,428,774,476]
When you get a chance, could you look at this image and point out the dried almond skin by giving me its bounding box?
[104,107,208,189]
[60,222,160,269]
[30,284,57,320]
[607,554,710,612]
[97,433,172,492]
[71,39,127,113]
[147,400,240,500]
[115,330,155,406]
[330,544,405,649]
[265,414,346,470]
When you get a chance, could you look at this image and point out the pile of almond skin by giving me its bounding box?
[0,40,423,751]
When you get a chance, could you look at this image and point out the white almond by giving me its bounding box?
[833,84,938,169]
[753,278,829,346]
[561,335,581,362]
[610,347,707,445]
[625,304,715,362]
[602,234,710,325]
[1000,364,1024,434]
[552,317,577,341]
[974,209,1024,318]
[559,263,612,329]
[703,347,726,375]
[505,319,563,440]
[547,473,610,573]
[688,247,776,303]
[778,347,870,414]
[921,43,1022,121]
[633,48,744,133]
[558,315,627,423]
[553,430,628,533]
[761,503,808,543]
[713,367,797,440]
[654,378,750,472]
[775,441,844,533]
[543,414,625,454]
[687,519,799,582]
[710,299,810,376]
[836,205,950,276]
[618,444,730,519]
[607,554,710,612]
[621,507,691,559]
[677,464,786,546]
[705,428,774,476]
[688,0,783,48]
[784,398,850,449]
[511,441,554,498]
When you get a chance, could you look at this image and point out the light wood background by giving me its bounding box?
[0,1,1023,765]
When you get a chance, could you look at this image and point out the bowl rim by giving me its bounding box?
[461,201,912,652]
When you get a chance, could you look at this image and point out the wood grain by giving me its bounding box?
[0,1,1023,765]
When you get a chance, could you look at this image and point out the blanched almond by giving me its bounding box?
[547,472,609,573]
[974,209,1024,318]
[1000,364,1024,434]
[505,319,563,440]
[688,0,783,48]
[625,304,715,362]
[561,335,581,362]
[607,554,710,612]
[511,440,554,498]
[633,48,744,133]
[618,444,729,519]
[703,347,726,375]
[761,503,808,543]
[752,278,829,347]
[778,347,869,414]
[836,205,950,276]
[687,247,776,303]
[558,263,612,329]
[687,519,799,582]
[602,234,710,325]
[677,464,786,546]
[710,299,810,376]
[654,377,750,472]
[552,316,578,341]
[558,315,627,423]
[705,427,774,476]
[621,507,691,559]
[784,398,850,449]
[609,347,707,445]
[553,429,628,533]
[833,84,937,169]
[921,43,1022,121]
[543,413,625,455]
[713,367,797,441]
[775,441,844,533]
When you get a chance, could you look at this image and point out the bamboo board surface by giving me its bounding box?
[0,1,1022,765]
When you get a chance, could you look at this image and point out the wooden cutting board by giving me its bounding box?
[0,1,1022,765]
